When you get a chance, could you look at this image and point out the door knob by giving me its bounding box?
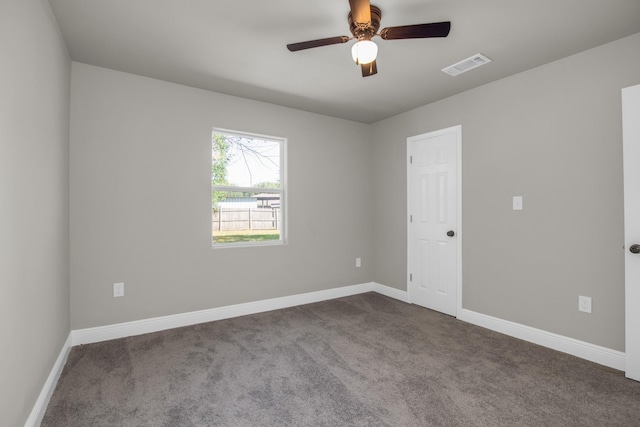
[631,244,640,254]
[447,230,455,237]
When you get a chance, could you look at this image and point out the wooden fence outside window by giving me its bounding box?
[212,208,281,231]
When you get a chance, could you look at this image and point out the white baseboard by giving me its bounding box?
[372,282,410,303]
[71,283,409,346]
[458,308,625,371]
[24,334,72,427]
[71,282,385,346]
[373,284,624,370]
[71,282,623,370]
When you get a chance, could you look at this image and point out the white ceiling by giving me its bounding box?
[49,0,640,123]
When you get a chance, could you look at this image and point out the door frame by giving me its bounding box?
[407,125,463,317]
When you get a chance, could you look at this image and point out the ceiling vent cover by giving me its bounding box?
[442,53,492,76]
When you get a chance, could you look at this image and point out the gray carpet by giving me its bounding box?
[42,293,640,426]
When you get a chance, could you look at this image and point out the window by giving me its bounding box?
[212,129,285,247]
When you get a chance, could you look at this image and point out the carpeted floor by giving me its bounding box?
[42,293,640,426]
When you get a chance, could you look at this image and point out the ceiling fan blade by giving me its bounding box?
[287,36,350,52]
[349,0,371,24]
[361,60,377,77]
[380,21,451,40]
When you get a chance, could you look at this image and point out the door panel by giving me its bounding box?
[408,126,460,316]
[623,84,640,381]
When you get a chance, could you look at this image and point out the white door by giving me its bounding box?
[408,126,461,316]
[623,84,640,381]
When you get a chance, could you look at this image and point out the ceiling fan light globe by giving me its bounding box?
[351,40,377,65]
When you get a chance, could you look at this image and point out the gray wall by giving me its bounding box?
[372,33,640,351]
[0,0,70,425]
[70,63,373,329]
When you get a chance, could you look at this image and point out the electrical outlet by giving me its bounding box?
[113,282,124,298]
[578,295,592,313]
[513,196,523,210]
[355,257,361,268]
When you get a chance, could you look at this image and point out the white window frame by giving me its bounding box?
[211,128,287,248]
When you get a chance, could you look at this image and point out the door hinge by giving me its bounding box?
[410,215,413,223]
[410,273,413,281]
[410,155,413,164]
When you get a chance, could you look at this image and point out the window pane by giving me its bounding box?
[212,133,280,189]
[212,191,281,244]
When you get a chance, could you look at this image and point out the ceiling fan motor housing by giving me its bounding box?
[348,5,381,40]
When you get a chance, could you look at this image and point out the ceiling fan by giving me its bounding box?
[286,0,451,77]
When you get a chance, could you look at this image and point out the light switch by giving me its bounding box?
[513,196,523,211]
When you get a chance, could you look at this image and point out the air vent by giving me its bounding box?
[442,53,492,77]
